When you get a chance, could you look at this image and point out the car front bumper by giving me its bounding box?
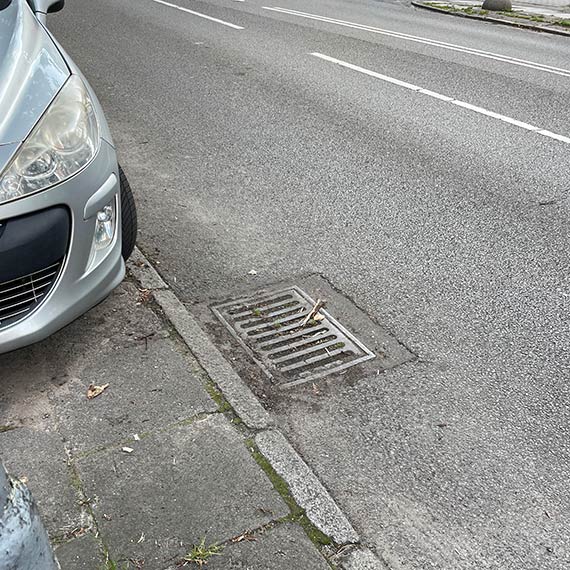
[0,139,125,354]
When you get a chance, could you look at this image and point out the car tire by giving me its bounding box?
[119,165,137,260]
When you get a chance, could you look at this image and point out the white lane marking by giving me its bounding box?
[264,7,570,78]
[310,53,570,145]
[537,129,570,143]
[153,0,244,29]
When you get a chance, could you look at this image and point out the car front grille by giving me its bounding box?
[0,261,63,329]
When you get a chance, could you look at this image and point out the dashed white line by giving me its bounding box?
[264,6,570,78]
[310,53,570,145]
[153,0,244,29]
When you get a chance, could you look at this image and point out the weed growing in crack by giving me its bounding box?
[181,538,224,567]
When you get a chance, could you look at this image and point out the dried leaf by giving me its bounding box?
[87,383,110,400]
[136,288,153,305]
[231,531,256,543]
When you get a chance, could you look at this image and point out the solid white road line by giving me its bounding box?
[153,0,244,29]
[264,7,570,78]
[310,53,570,145]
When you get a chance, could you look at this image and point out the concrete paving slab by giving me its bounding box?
[0,427,81,540]
[207,522,331,570]
[55,533,105,570]
[54,338,217,453]
[76,414,289,568]
[49,284,217,453]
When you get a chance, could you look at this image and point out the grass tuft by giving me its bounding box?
[182,538,224,567]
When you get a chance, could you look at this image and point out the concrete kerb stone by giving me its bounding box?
[255,430,359,545]
[338,546,390,570]
[128,247,170,290]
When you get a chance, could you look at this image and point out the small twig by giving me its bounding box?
[301,298,325,327]
[136,332,155,350]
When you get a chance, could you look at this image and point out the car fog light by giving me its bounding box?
[94,200,116,250]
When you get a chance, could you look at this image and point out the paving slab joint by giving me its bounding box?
[244,435,340,567]
[61,449,110,559]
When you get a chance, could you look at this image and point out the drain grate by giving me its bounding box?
[212,287,375,388]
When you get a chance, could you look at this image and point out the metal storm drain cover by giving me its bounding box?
[212,287,375,388]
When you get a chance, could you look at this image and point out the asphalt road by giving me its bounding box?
[51,1,569,568]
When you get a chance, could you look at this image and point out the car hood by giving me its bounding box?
[0,0,69,157]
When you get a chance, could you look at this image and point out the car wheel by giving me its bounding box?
[119,165,137,260]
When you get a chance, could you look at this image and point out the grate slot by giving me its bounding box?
[267,333,338,361]
[290,354,352,376]
[245,312,314,337]
[259,326,329,350]
[227,294,294,316]
[273,340,348,366]
[238,305,305,330]
[280,348,353,373]
[232,299,298,320]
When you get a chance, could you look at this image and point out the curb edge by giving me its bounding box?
[411,1,570,37]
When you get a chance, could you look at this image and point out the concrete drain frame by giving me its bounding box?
[211,286,375,389]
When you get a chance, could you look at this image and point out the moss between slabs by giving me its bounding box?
[244,438,333,550]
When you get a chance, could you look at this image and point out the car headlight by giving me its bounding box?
[0,75,100,205]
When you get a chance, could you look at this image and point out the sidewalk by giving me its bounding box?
[413,0,570,35]
[0,266,359,568]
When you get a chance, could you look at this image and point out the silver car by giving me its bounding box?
[0,0,137,354]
